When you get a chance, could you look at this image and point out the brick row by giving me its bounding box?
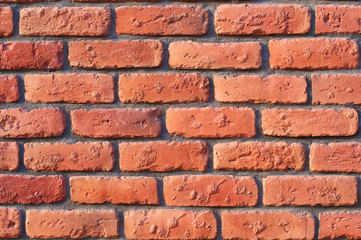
[1,209,360,239]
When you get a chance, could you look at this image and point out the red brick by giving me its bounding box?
[118,73,209,103]
[0,108,66,138]
[119,141,208,172]
[319,212,361,239]
[0,7,13,37]
[0,75,19,103]
[124,209,216,239]
[310,142,361,173]
[222,211,315,240]
[26,210,119,239]
[214,75,307,104]
[312,74,361,105]
[214,142,305,171]
[69,40,162,69]
[116,6,208,35]
[73,0,159,2]
[0,142,19,171]
[70,176,158,204]
[0,208,21,238]
[0,175,65,204]
[166,107,256,138]
[24,142,114,172]
[316,5,361,34]
[262,108,358,137]
[263,176,358,206]
[163,175,258,207]
[169,41,262,70]
[0,42,63,70]
[269,38,359,70]
[215,4,310,35]
[24,74,114,103]
[20,7,110,36]
[71,108,161,138]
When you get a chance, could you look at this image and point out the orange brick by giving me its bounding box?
[0,7,13,37]
[163,175,258,207]
[319,212,361,239]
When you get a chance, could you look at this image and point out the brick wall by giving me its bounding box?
[0,0,360,239]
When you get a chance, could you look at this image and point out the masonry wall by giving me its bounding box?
[0,0,360,239]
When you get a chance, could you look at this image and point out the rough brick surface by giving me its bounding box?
[0,75,19,103]
[119,141,209,172]
[0,108,66,138]
[312,74,361,105]
[70,176,159,204]
[310,142,361,172]
[0,175,66,204]
[26,210,119,239]
[262,108,359,137]
[20,7,111,36]
[124,210,217,239]
[24,74,114,103]
[169,41,262,70]
[214,75,307,104]
[0,208,21,239]
[269,38,359,69]
[215,4,310,35]
[0,7,13,37]
[0,142,19,171]
[214,142,305,171]
[116,6,208,35]
[319,212,361,239]
[24,142,114,171]
[163,175,258,207]
[118,73,210,103]
[0,42,63,70]
[263,176,358,206]
[222,211,314,240]
[69,40,163,69]
[71,108,161,138]
[316,5,361,34]
[166,107,256,138]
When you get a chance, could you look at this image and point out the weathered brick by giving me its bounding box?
[0,142,19,171]
[119,141,208,172]
[316,5,361,34]
[215,4,310,35]
[166,107,256,138]
[71,108,161,138]
[214,75,307,104]
[0,175,65,204]
[0,108,66,138]
[214,142,305,171]
[118,73,209,103]
[0,75,19,103]
[69,40,162,69]
[319,212,361,239]
[163,175,258,207]
[222,211,315,240]
[0,208,21,238]
[26,210,119,239]
[262,108,358,137]
[125,210,216,239]
[24,74,114,103]
[169,41,262,70]
[263,176,358,206]
[73,0,159,2]
[20,7,110,36]
[310,142,361,173]
[0,0,42,2]
[269,38,359,69]
[0,42,63,70]
[70,176,158,204]
[312,74,361,105]
[24,142,114,172]
[116,6,208,35]
[0,7,13,37]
